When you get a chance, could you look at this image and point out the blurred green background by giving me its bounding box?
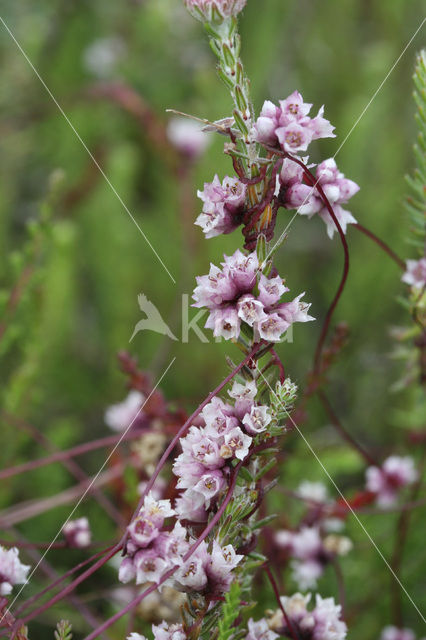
[0,0,425,638]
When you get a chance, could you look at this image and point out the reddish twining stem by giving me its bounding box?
[20,545,121,626]
[283,152,350,376]
[121,342,265,550]
[270,348,286,383]
[14,546,115,619]
[390,453,425,627]
[264,564,299,640]
[354,223,405,270]
[0,430,146,480]
[317,391,375,465]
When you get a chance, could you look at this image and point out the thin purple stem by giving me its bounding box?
[318,390,375,465]
[282,152,350,376]
[0,430,145,480]
[21,545,121,625]
[354,223,405,270]
[264,565,299,640]
[14,546,115,619]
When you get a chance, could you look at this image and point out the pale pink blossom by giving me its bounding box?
[297,481,329,503]
[254,92,335,153]
[366,456,417,507]
[401,257,426,289]
[167,117,210,159]
[196,175,247,239]
[245,618,279,640]
[221,426,252,460]
[256,313,291,342]
[380,626,416,640]
[228,379,258,402]
[284,158,359,239]
[272,593,347,640]
[237,295,267,327]
[134,549,169,585]
[104,390,145,431]
[258,275,289,307]
[62,517,91,548]
[242,405,272,435]
[0,546,30,596]
[183,0,247,21]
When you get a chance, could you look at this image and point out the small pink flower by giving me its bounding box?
[254,91,335,153]
[104,390,145,431]
[283,158,359,239]
[256,312,290,342]
[221,426,252,460]
[277,293,315,326]
[312,594,347,640]
[183,0,247,21]
[0,546,30,596]
[242,405,272,435]
[175,491,208,522]
[192,470,226,502]
[206,540,243,593]
[366,456,417,507]
[237,295,267,326]
[205,305,241,340]
[167,117,210,159]
[196,175,246,239]
[401,257,426,289]
[380,626,416,640]
[276,122,313,153]
[275,593,347,640]
[174,544,209,592]
[134,549,169,585]
[62,517,91,549]
[151,622,186,640]
[258,275,289,307]
[228,379,258,402]
[245,618,279,640]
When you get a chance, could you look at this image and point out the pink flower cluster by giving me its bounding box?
[119,493,242,595]
[195,175,247,238]
[62,517,92,549]
[174,380,270,521]
[0,546,30,596]
[128,622,185,640]
[380,627,418,640]
[401,257,426,289]
[245,618,278,640]
[183,0,247,21]
[279,157,359,238]
[270,592,347,640]
[119,494,184,586]
[366,456,417,507]
[254,91,335,154]
[275,526,326,590]
[192,250,314,342]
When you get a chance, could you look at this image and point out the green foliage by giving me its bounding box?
[54,620,73,640]
[405,49,426,251]
[217,581,242,640]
